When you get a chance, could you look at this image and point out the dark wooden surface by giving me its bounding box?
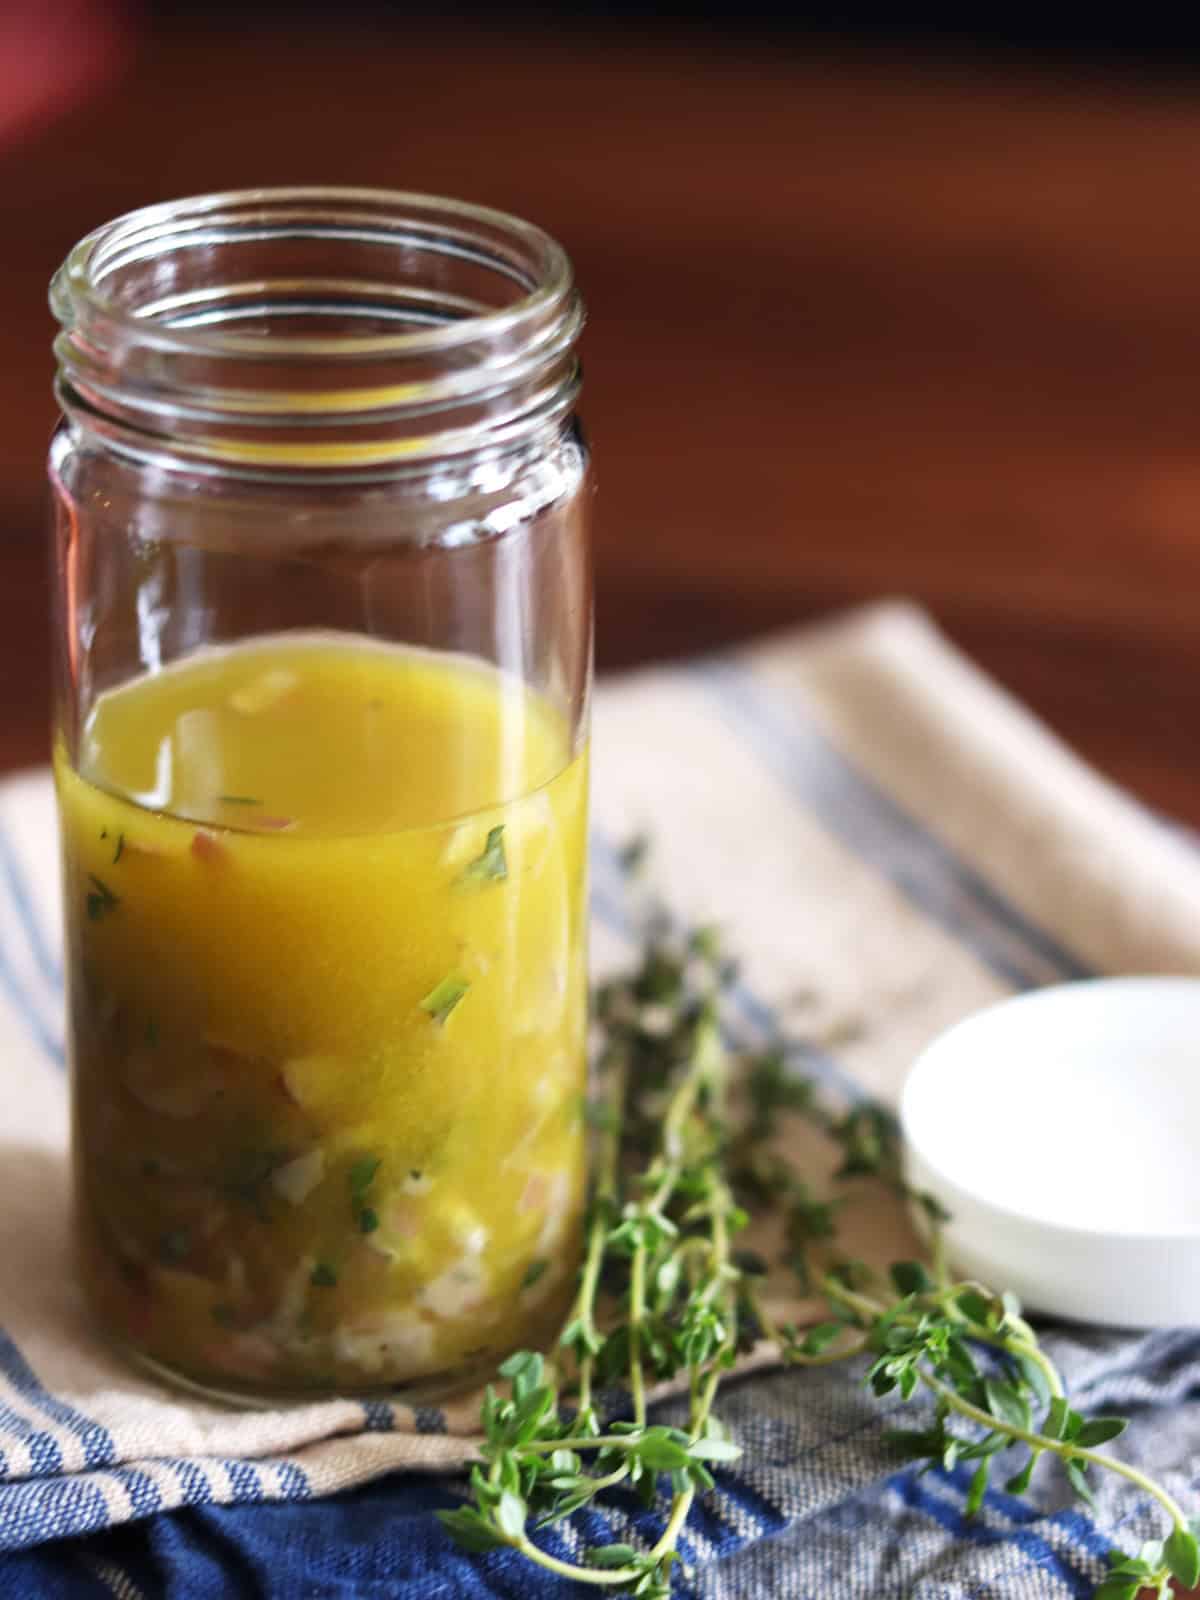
[3,19,1200,822]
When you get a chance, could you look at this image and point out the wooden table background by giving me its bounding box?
[3,16,1200,823]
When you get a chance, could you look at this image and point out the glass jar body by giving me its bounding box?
[49,192,592,1404]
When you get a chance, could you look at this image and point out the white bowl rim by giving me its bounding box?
[900,974,1200,1246]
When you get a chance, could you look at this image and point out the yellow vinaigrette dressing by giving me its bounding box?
[57,635,589,1400]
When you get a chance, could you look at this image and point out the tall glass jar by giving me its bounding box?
[48,189,592,1404]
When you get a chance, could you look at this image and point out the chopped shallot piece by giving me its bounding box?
[519,1172,550,1214]
[122,1047,226,1118]
[458,1223,488,1256]
[271,1150,325,1206]
[216,1330,278,1379]
[387,1200,424,1241]
[121,837,168,859]
[279,1054,341,1110]
[418,1255,488,1319]
[333,1312,435,1377]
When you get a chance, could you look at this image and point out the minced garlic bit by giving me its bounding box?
[271,1149,325,1206]
[229,668,298,716]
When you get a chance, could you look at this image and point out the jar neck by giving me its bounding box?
[50,188,584,479]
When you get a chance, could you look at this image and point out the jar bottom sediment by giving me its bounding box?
[109,1339,515,1410]
[92,1285,576,1410]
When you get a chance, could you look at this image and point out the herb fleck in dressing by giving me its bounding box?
[58,634,588,1399]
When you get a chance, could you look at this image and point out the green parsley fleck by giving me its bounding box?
[85,874,120,922]
[349,1155,381,1230]
[311,1262,338,1288]
[211,1304,237,1329]
[112,833,125,865]
[349,1156,381,1199]
[420,973,470,1025]
[459,825,508,885]
[218,795,261,807]
[521,1259,549,1290]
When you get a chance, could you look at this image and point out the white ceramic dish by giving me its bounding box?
[900,977,1200,1328]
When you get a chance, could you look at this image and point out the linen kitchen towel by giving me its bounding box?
[3,601,1200,1598]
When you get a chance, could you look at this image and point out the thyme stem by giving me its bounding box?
[439,903,1195,1599]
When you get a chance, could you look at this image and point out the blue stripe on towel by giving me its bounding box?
[691,1472,784,1557]
[360,1401,395,1432]
[0,1393,63,1481]
[0,1451,313,1558]
[0,822,63,992]
[890,1470,1096,1597]
[0,1472,114,1551]
[0,938,64,1069]
[221,1462,264,1506]
[272,1462,311,1501]
[169,1459,215,1509]
[711,1469,789,1540]
[0,817,66,1066]
[698,660,1094,991]
[0,1332,115,1473]
[978,1474,1113,1564]
[117,1469,162,1522]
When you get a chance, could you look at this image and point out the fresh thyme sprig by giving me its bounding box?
[440,907,1197,1597]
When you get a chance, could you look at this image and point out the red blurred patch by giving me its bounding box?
[0,2,128,149]
[191,830,227,865]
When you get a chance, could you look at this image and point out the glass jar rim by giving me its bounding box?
[51,186,576,362]
[50,187,584,474]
